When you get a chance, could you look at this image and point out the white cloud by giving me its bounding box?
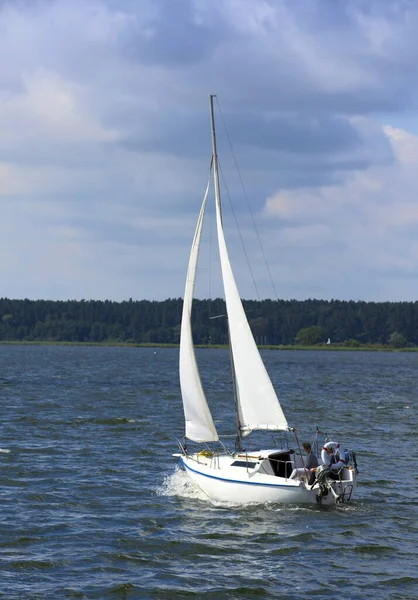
[264,123,418,300]
[383,125,418,165]
[1,69,119,143]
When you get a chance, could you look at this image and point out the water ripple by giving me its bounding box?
[0,346,417,599]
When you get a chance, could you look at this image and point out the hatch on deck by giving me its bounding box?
[268,451,294,479]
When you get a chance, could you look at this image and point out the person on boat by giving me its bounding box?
[303,442,319,470]
[305,441,346,487]
[289,442,319,482]
[320,442,346,480]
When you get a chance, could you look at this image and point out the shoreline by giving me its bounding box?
[0,341,416,351]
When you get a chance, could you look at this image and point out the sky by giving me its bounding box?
[1,0,418,303]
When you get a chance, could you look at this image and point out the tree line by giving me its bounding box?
[1,297,417,347]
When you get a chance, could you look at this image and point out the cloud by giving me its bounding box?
[264,123,418,300]
[1,0,418,301]
[1,69,119,145]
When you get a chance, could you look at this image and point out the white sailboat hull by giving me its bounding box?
[180,453,357,506]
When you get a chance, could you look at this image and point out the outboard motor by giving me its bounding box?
[315,465,346,504]
[315,465,331,503]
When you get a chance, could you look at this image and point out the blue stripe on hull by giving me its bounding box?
[180,457,298,489]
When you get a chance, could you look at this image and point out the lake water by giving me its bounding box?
[0,345,417,599]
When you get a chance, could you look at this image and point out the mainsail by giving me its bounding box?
[210,96,288,434]
[179,168,219,442]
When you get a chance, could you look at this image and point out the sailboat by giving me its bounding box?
[173,95,358,505]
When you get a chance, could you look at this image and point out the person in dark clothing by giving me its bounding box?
[303,442,319,485]
[303,442,319,471]
[289,442,319,483]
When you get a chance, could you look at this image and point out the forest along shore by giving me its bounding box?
[1,297,417,349]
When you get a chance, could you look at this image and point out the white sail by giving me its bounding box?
[213,199,288,432]
[210,102,288,433]
[179,172,219,442]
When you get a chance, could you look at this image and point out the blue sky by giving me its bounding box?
[1,0,418,302]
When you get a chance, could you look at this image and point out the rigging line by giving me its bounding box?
[215,96,280,301]
[218,159,261,301]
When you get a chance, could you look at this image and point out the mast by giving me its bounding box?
[209,94,243,452]
[209,95,222,224]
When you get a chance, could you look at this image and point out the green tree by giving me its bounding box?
[295,325,326,345]
[389,331,407,348]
